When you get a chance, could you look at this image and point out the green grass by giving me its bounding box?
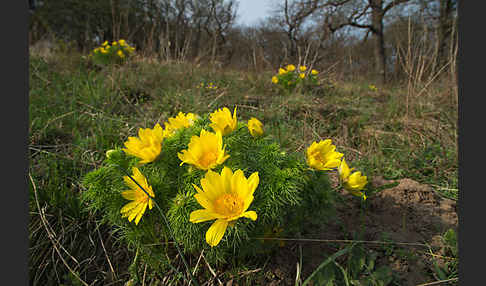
[29,50,458,285]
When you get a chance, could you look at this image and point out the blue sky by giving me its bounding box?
[236,0,275,26]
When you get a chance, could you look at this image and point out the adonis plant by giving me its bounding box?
[89,39,136,66]
[272,64,320,94]
[81,106,368,279]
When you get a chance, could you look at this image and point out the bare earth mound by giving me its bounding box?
[263,177,458,285]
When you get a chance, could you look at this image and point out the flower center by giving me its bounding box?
[199,151,217,168]
[214,194,244,217]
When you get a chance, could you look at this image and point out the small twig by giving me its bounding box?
[418,250,457,261]
[189,250,204,286]
[415,278,458,286]
[40,111,75,134]
[207,91,226,108]
[201,251,223,286]
[237,104,264,111]
[253,237,429,248]
[339,146,363,156]
[96,226,117,280]
[238,268,261,276]
[28,146,98,167]
[142,264,147,286]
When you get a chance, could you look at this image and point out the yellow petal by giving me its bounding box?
[189,209,220,223]
[134,203,148,225]
[205,169,225,195]
[231,169,246,196]
[120,201,140,214]
[220,166,233,193]
[194,193,215,211]
[128,202,145,222]
[246,172,259,197]
[206,219,228,247]
[121,190,138,201]
[241,211,257,221]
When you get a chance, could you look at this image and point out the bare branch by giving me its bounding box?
[384,0,411,14]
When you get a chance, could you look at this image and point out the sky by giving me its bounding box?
[236,0,275,26]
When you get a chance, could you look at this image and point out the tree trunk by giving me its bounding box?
[371,0,386,84]
[436,0,456,69]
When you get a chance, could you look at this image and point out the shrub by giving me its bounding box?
[271,64,320,94]
[81,107,368,279]
[89,39,135,66]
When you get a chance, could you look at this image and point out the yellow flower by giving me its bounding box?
[189,167,259,247]
[178,129,230,170]
[278,68,287,75]
[117,50,125,58]
[338,159,367,200]
[163,112,198,138]
[93,47,100,53]
[299,73,305,79]
[311,69,319,75]
[299,65,307,72]
[247,117,264,138]
[120,167,155,225]
[123,124,164,164]
[112,41,117,45]
[272,76,279,84]
[102,41,108,46]
[209,107,237,136]
[368,84,377,91]
[118,39,126,46]
[306,139,344,170]
[286,64,296,72]
[100,47,108,54]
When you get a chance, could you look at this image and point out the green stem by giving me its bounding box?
[114,164,200,286]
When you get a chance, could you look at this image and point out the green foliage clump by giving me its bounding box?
[81,112,337,274]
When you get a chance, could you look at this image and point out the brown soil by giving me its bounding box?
[261,176,458,286]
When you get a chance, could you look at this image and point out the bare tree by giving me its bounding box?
[319,0,411,83]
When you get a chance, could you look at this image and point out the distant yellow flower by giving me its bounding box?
[299,66,307,72]
[306,139,344,171]
[112,41,117,45]
[299,73,305,79]
[93,47,100,53]
[123,124,164,164]
[368,84,377,92]
[102,41,108,46]
[311,69,319,75]
[286,64,296,72]
[178,129,230,170]
[272,76,278,84]
[209,107,237,136]
[278,68,287,75]
[247,117,264,138]
[100,48,108,54]
[338,159,367,200]
[105,44,111,50]
[190,167,259,247]
[120,167,155,225]
[118,39,126,46]
[117,50,125,58]
[163,112,198,137]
